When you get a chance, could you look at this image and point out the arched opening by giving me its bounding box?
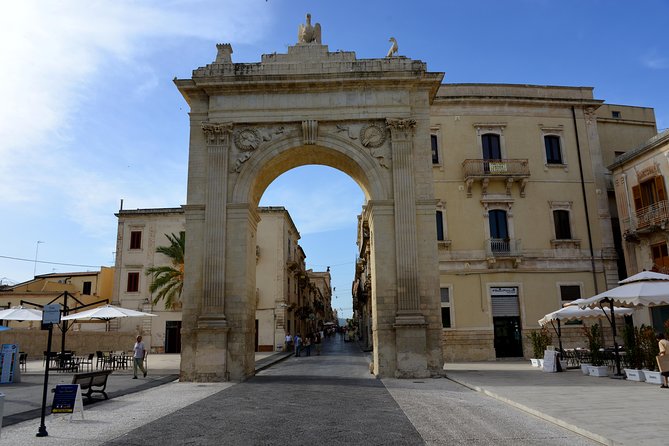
[254,165,364,355]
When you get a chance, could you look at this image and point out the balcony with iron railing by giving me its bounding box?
[485,238,522,267]
[624,200,669,240]
[462,159,530,197]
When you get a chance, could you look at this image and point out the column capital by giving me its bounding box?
[201,122,233,146]
[386,118,416,139]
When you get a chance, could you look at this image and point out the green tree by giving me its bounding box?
[145,232,185,310]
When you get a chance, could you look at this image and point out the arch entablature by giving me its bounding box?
[231,123,393,207]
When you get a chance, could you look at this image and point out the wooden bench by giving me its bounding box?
[72,369,113,400]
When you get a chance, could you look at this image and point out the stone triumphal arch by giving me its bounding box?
[175,20,444,381]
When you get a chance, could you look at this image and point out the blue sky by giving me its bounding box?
[1,1,667,318]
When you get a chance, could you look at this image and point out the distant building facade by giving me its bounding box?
[352,85,657,360]
[610,129,669,333]
[0,268,114,329]
[112,206,333,353]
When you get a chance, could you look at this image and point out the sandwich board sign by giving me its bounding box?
[51,384,84,421]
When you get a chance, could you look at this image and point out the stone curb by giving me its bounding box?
[445,375,614,446]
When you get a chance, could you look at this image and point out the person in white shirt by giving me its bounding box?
[133,335,147,379]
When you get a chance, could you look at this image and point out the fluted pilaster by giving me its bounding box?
[201,122,233,311]
[386,118,420,312]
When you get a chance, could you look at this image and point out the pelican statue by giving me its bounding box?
[298,13,322,44]
[386,37,398,57]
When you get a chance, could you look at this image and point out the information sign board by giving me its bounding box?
[52,384,84,420]
[0,344,18,384]
[43,304,62,325]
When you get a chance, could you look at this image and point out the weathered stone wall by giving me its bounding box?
[0,330,136,359]
[442,330,495,362]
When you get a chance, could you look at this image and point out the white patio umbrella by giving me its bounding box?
[577,271,669,309]
[539,305,635,355]
[61,304,157,321]
[573,271,669,376]
[0,306,43,321]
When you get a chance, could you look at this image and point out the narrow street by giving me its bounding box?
[106,336,597,445]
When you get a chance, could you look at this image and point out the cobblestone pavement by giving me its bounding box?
[101,337,596,446]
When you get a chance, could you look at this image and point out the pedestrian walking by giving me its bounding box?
[657,333,669,388]
[133,335,147,379]
[294,333,302,357]
[285,331,293,352]
[304,333,312,356]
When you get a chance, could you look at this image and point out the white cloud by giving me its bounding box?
[0,0,272,235]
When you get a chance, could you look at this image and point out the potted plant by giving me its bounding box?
[527,327,552,367]
[639,325,662,384]
[622,324,645,381]
[583,323,608,377]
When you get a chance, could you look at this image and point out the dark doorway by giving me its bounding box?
[493,316,523,357]
[165,321,182,353]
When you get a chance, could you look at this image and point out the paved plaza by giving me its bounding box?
[1,338,666,445]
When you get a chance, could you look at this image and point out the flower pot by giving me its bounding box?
[624,369,645,382]
[538,359,544,368]
[644,371,663,385]
[530,358,540,367]
[587,365,608,377]
[580,363,591,375]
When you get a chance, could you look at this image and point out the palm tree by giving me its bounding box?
[145,232,185,310]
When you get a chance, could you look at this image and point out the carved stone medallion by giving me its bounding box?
[360,123,387,148]
[234,128,261,151]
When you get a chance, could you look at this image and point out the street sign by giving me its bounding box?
[42,304,61,325]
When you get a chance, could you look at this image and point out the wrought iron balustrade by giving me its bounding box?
[485,238,522,258]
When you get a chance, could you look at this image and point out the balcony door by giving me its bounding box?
[489,209,509,254]
[482,133,502,160]
[633,176,667,228]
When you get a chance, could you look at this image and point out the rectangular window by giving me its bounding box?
[431,134,439,164]
[436,211,444,241]
[544,135,562,164]
[612,111,621,118]
[130,231,142,250]
[560,285,582,324]
[553,210,572,240]
[440,287,451,328]
[82,281,92,295]
[127,272,140,292]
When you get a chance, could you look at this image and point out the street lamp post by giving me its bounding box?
[33,240,44,278]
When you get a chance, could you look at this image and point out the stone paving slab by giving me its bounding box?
[445,362,669,446]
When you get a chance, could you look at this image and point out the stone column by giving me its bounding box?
[189,122,232,382]
[386,118,429,378]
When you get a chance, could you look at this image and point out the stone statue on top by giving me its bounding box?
[298,13,321,44]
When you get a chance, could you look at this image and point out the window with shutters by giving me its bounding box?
[82,281,92,295]
[651,243,669,273]
[127,272,140,293]
[544,135,563,164]
[553,210,572,240]
[632,176,667,228]
[482,133,502,160]
[129,231,142,250]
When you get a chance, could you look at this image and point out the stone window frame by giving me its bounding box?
[474,123,507,159]
[439,285,453,329]
[481,197,515,242]
[539,125,568,172]
[548,201,580,249]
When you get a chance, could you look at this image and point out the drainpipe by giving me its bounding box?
[572,106,599,294]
